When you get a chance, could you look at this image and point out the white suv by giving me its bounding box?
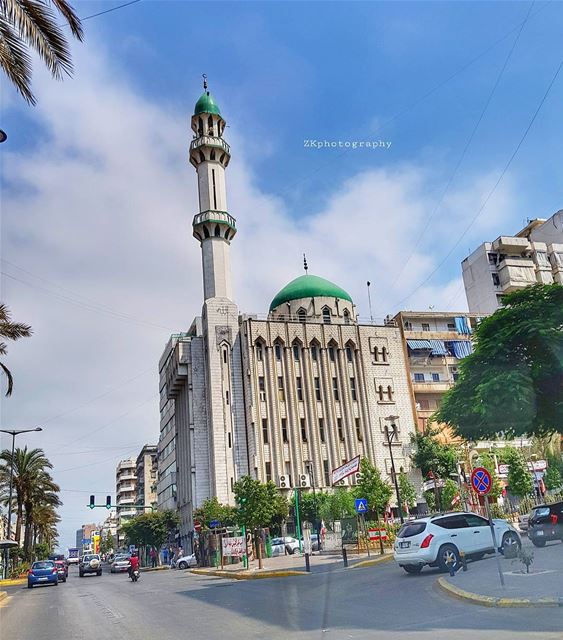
[394,511,520,574]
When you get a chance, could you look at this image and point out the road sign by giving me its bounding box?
[332,455,361,485]
[210,520,220,529]
[82,538,91,545]
[355,498,368,513]
[471,467,492,496]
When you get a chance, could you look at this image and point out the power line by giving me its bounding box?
[80,0,142,22]
[389,1,536,291]
[393,55,563,309]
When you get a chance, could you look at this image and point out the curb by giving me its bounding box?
[140,566,169,572]
[437,577,562,608]
[0,591,7,602]
[350,555,393,569]
[190,568,306,580]
[0,578,26,587]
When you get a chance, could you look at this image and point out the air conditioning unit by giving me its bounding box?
[299,473,311,488]
[279,474,290,490]
[338,479,346,486]
[355,472,362,482]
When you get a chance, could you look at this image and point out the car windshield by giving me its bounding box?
[32,562,54,569]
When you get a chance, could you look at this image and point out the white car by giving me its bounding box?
[176,553,197,569]
[394,511,521,574]
[270,536,300,556]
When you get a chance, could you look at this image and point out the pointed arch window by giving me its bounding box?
[297,308,307,323]
[214,224,221,237]
[343,309,351,325]
[322,306,332,324]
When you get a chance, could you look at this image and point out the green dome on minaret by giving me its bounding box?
[269,274,353,312]
[194,91,221,116]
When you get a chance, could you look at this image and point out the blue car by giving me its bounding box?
[28,560,59,588]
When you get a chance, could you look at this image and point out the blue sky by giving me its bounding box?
[1,0,562,549]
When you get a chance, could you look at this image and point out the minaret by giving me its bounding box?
[189,78,248,505]
[190,75,236,300]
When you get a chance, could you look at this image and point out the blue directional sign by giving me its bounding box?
[355,498,368,514]
[210,520,220,528]
[82,538,91,545]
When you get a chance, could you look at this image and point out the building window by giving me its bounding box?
[322,307,331,324]
[275,343,282,360]
[332,377,339,401]
[323,460,330,486]
[492,273,500,286]
[432,372,440,382]
[223,349,228,363]
[488,252,498,265]
[350,377,357,401]
[300,418,307,442]
[311,345,318,361]
[293,344,300,360]
[256,344,263,361]
[343,309,350,324]
[418,398,429,410]
[319,418,325,443]
[297,308,307,323]
[265,462,272,482]
[404,321,413,330]
[277,377,285,402]
[414,373,424,382]
[262,418,269,444]
[374,346,389,362]
[355,417,363,441]
[282,418,288,443]
[259,376,266,402]
[296,376,303,401]
[422,323,430,332]
[377,384,394,402]
[452,371,460,381]
[346,346,353,362]
[225,390,229,405]
[228,432,232,448]
[337,418,345,442]
[329,346,336,362]
[447,323,455,331]
[314,377,321,401]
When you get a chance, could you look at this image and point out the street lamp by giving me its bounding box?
[0,427,43,578]
[384,417,404,524]
[304,460,320,551]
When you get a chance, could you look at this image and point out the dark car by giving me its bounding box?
[28,561,58,588]
[54,560,68,582]
[528,501,563,547]
[79,553,102,577]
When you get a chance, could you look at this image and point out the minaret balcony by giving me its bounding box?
[193,209,237,231]
[190,135,230,155]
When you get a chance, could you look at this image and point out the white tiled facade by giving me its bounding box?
[115,458,137,536]
[462,211,563,314]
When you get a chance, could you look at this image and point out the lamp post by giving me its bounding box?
[0,427,43,578]
[304,460,320,551]
[384,418,404,524]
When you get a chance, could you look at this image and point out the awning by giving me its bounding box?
[449,340,473,359]
[406,339,432,350]
[428,339,448,356]
[455,316,472,335]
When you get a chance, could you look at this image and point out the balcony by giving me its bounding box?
[117,473,136,482]
[412,380,453,393]
[492,236,531,254]
[497,256,536,292]
[189,135,230,155]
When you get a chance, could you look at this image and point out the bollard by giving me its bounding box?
[305,553,311,573]
[460,551,468,572]
[342,548,348,568]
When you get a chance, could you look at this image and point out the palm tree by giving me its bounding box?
[0,303,32,396]
[0,0,83,105]
[23,471,61,555]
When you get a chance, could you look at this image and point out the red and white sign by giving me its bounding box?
[222,536,245,557]
[471,467,492,496]
[368,528,388,541]
[331,455,361,486]
[497,460,546,477]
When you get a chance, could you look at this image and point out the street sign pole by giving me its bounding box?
[294,488,303,554]
[485,495,505,588]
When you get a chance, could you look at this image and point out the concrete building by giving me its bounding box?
[158,83,421,549]
[136,444,157,513]
[115,458,137,539]
[75,523,97,554]
[462,210,563,314]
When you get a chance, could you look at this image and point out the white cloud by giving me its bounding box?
[0,38,516,549]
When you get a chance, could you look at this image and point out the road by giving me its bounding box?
[2,560,562,639]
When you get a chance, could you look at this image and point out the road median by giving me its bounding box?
[190,567,306,580]
[0,578,26,587]
[350,554,393,569]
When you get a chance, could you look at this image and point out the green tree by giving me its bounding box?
[436,284,563,439]
[477,452,503,500]
[0,0,83,105]
[505,448,534,498]
[410,429,458,479]
[100,533,115,556]
[0,304,31,396]
[543,465,562,491]
[354,458,392,519]
[318,489,356,524]
[122,510,179,559]
[192,497,237,529]
[441,479,461,511]
[233,477,287,531]
[289,491,328,525]
[398,472,417,512]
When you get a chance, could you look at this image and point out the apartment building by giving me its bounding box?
[462,210,563,314]
[136,444,158,514]
[115,458,137,537]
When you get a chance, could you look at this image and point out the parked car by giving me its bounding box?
[528,501,563,547]
[110,554,131,573]
[393,511,521,574]
[176,553,197,569]
[54,560,68,582]
[79,553,102,577]
[28,561,58,588]
[270,536,300,556]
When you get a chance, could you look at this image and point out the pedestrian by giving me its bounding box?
[150,547,157,568]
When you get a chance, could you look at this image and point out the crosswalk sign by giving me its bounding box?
[355,498,368,513]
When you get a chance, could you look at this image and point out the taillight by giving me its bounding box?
[52,568,58,574]
[420,534,434,548]
[28,569,33,575]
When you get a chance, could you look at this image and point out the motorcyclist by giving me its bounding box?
[128,551,139,578]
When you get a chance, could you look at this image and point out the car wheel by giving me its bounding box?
[501,532,521,555]
[402,565,423,575]
[27,582,32,589]
[97,571,102,576]
[79,571,83,577]
[178,561,187,570]
[286,547,294,555]
[532,538,546,548]
[437,544,460,573]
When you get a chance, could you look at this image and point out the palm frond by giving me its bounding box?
[0,13,35,104]
[0,361,14,396]
[50,0,82,39]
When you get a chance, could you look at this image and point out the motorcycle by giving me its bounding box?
[130,569,140,582]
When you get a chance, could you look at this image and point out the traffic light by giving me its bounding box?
[106,495,112,509]
[89,495,95,509]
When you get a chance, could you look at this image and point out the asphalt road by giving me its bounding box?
[2,560,562,640]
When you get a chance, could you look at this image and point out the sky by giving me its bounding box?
[1,0,562,551]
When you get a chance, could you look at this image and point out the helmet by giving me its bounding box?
[131,551,138,557]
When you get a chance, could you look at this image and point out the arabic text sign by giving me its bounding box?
[222,536,245,557]
[331,455,360,485]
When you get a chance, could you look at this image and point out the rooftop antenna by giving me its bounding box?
[303,254,308,274]
[202,73,208,93]
[367,281,374,323]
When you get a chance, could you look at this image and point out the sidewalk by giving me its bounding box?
[438,538,563,606]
